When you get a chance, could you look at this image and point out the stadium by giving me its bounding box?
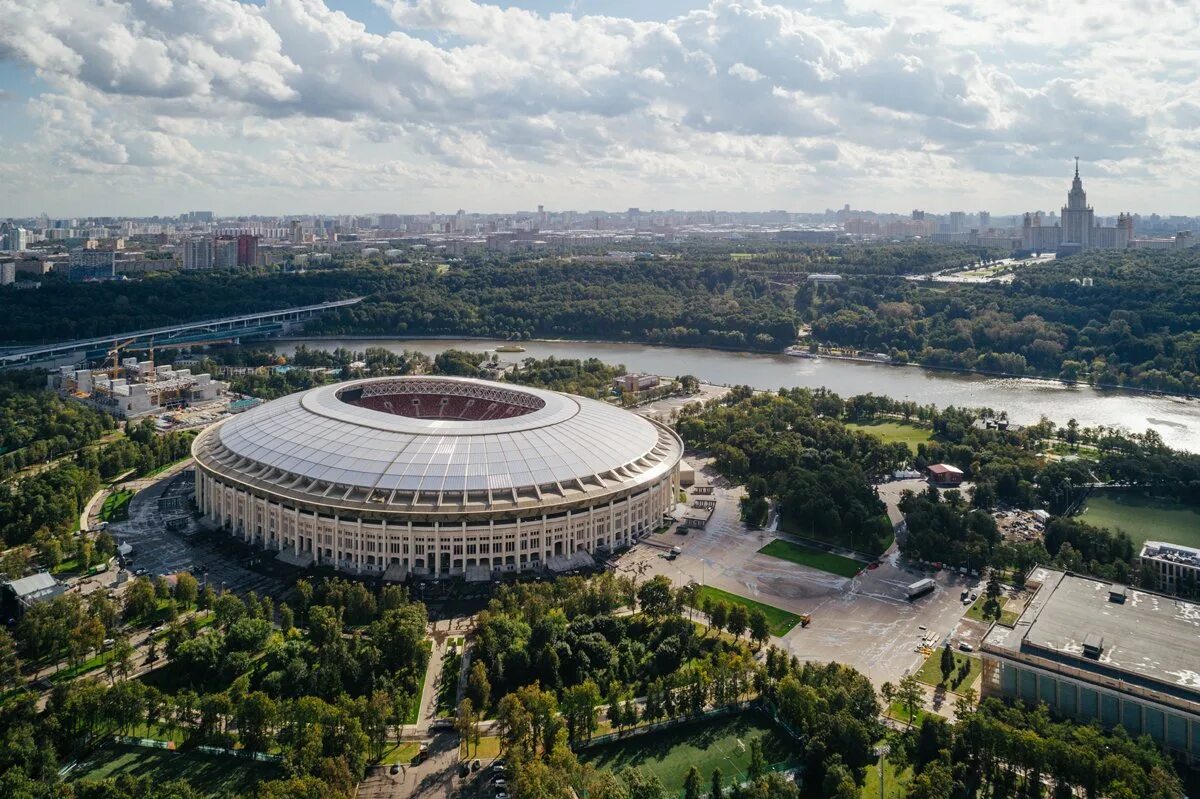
[192,376,683,579]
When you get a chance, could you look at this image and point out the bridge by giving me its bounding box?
[0,297,364,368]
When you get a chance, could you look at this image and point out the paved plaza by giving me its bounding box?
[619,473,982,685]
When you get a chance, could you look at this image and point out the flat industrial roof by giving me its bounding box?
[984,567,1200,702]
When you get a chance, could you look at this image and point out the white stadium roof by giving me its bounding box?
[196,376,681,511]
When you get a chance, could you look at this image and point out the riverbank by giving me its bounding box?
[274,334,1195,401]
[268,336,1200,452]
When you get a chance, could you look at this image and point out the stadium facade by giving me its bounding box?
[192,376,683,578]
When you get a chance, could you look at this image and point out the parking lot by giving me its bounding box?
[619,471,982,685]
[108,463,290,598]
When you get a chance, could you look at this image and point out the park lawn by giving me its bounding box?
[964,594,1006,623]
[915,649,981,692]
[126,722,189,747]
[999,608,1020,627]
[51,556,82,575]
[758,539,864,579]
[691,585,802,636]
[887,700,933,728]
[1079,491,1200,550]
[461,735,503,760]
[861,752,913,799]
[844,420,933,453]
[70,744,281,798]
[100,489,134,522]
[578,712,798,795]
[380,740,421,765]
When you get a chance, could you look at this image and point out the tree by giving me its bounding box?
[236,691,278,752]
[747,608,770,648]
[279,603,295,633]
[897,674,923,727]
[467,659,491,712]
[173,572,199,608]
[0,628,21,689]
[456,699,480,757]
[710,767,723,799]
[561,680,601,745]
[637,575,675,617]
[684,766,703,799]
[939,644,954,686]
[726,604,748,639]
[747,737,765,782]
[708,601,729,633]
[123,577,157,622]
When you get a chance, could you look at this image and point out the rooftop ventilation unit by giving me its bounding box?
[1082,632,1104,659]
[1108,585,1127,604]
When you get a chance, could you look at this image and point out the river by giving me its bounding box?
[274,338,1200,452]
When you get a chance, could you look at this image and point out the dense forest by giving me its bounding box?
[802,248,1200,392]
[1,577,429,799]
[7,244,1200,390]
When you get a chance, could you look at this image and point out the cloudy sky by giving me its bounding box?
[1,0,1197,217]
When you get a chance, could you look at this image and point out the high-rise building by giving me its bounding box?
[182,237,214,270]
[978,211,991,229]
[236,234,259,267]
[4,227,28,252]
[948,211,967,233]
[290,219,304,245]
[1,260,15,286]
[214,237,238,269]
[1061,157,1095,252]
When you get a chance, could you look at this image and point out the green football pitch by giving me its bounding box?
[578,712,800,795]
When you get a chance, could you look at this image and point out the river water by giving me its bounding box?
[275,338,1200,452]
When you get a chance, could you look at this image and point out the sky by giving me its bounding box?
[0,0,1198,217]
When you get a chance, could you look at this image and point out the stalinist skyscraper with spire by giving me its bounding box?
[1060,157,1096,250]
[1021,159,1133,254]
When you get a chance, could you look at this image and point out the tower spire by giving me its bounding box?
[1074,156,1079,179]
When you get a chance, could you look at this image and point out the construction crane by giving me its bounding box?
[105,338,137,381]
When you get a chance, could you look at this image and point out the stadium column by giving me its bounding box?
[357,518,364,572]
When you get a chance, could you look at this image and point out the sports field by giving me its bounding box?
[844,420,933,453]
[578,713,799,795]
[70,744,281,797]
[692,585,801,636]
[758,539,864,578]
[1079,491,1200,550]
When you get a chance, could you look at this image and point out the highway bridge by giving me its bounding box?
[0,297,364,368]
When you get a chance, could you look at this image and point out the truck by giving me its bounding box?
[907,577,936,601]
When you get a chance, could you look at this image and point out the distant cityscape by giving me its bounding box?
[1,162,1197,286]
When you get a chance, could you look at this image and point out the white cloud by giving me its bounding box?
[0,0,1195,214]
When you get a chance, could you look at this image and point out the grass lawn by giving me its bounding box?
[1079,491,1200,550]
[844,420,933,453]
[379,740,421,765]
[861,752,913,799]
[100,490,134,523]
[915,649,981,692]
[691,585,802,636]
[143,456,193,479]
[460,735,503,760]
[578,712,799,795]
[51,556,81,575]
[964,594,1005,623]
[759,539,864,579]
[886,700,932,728]
[999,608,1020,627]
[401,639,434,724]
[71,744,281,798]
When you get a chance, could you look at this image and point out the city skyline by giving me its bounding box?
[1,0,1198,216]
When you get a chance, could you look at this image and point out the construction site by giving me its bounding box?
[48,338,227,419]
